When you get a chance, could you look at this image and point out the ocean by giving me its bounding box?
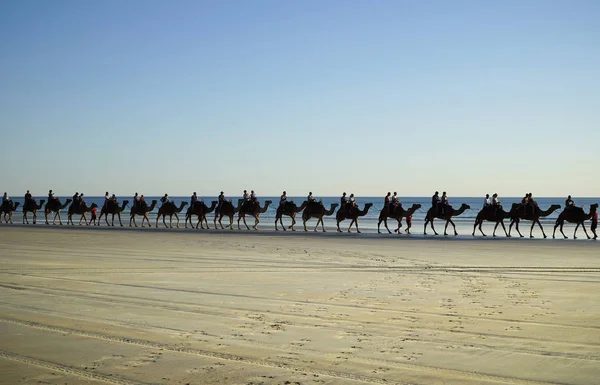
[3,195,598,236]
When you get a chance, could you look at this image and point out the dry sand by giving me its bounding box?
[0,226,598,385]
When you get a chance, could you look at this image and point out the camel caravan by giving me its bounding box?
[0,190,597,240]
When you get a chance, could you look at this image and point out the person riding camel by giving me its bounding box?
[24,190,32,204]
[384,192,392,214]
[340,192,348,209]
[79,193,86,208]
[279,191,287,210]
[348,193,358,212]
[307,192,316,203]
[250,190,257,208]
[432,191,440,215]
[160,194,170,205]
[72,192,80,207]
[190,192,198,208]
[391,192,399,207]
[440,192,449,215]
[48,190,56,204]
[565,195,575,210]
[111,194,118,205]
[104,192,110,208]
[2,192,10,206]
[492,193,501,216]
[242,190,249,201]
[527,193,537,216]
[483,194,491,209]
[133,193,140,210]
[139,195,146,209]
[217,191,225,211]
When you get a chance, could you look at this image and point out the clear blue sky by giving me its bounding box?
[1,0,598,197]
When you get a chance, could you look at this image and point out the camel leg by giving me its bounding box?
[430,219,438,236]
[443,220,449,236]
[174,213,180,228]
[493,222,499,236]
[243,215,250,230]
[253,215,259,231]
[203,215,209,230]
[290,216,296,231]
[379,217,390,234]
[515,220,523,238]
[57,212,62,225]
[275,216,280,231]
[552,220,560,239]
[337,220,342,232]
[573,223,580,239]
[424,219,429,235]
[354,219,360,233]
[23,213,27,224]
[559,222,567,239]
[478,220,486,236]
[448,219,457,236]
[500,221,508,236]
[146,214,152,227]
[303,218,308,232]
[509,219,522,237]
[45,211,49,225]
[237,215,242,230]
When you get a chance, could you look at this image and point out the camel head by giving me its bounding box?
[591,203,599,211]
[90,203,98,209]
[460,203,471,210]
[549,204,561,211]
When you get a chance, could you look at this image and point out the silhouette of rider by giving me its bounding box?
[432,191,440,215]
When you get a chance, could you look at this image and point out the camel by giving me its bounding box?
[23,199,45,224]
[335,203,373,233]
[185,201,218,229]
[67,202,98,226]
[129,200,158,227]
[156,201,188,228]
[302,202,339,232]
[214,199,243,230]
[1,201,20,224]
[508,203,561,238]
[472,206,512,237]
[238,200,272,230]
[98,200,130,226]
[377,203,422,234]
[44,198,72,225]
[424,203,471,236]
[553,203,598,239]
[275,201,308,231]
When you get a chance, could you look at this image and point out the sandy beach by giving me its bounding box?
[0,226,598,385]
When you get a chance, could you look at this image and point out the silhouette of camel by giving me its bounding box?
[44,198,72,225]
[377,203,421,234]
[67,202,98,226]
[335,203,373,233]
[302,202,338,232]
[185,201,218,229]
[472,206,511,237]
[553,203,598,239]
[508,203,561,238]
[156,201,188,228]
[98,200,130,227]
[129,200,158,228]
[275,201,308,231]
[238,200,272,230]
[424,203,471,236]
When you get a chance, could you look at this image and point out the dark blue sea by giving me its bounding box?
[4,195,598,236]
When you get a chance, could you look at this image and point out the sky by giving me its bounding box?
[1,0,599,197]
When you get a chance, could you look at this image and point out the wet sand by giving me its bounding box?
[0,226,598,385]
